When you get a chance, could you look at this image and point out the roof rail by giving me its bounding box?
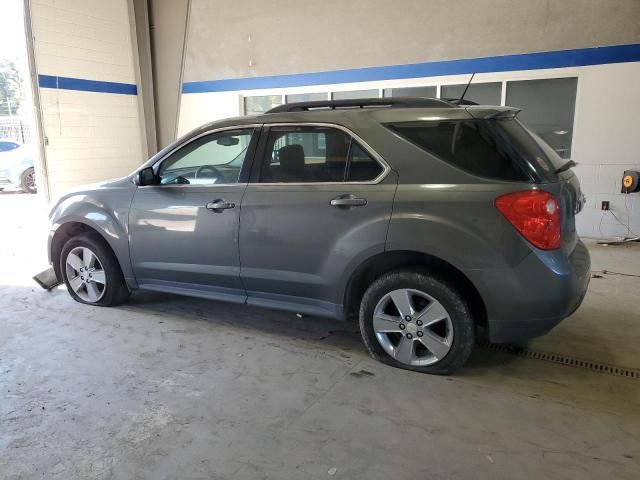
[266,97,455,114]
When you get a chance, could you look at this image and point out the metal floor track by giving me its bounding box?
[478,343,640,379]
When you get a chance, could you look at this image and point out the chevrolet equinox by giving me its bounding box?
[47,98,590,374]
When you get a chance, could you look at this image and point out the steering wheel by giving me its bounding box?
[195,165,225,183]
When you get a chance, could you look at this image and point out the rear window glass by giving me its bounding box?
[387,120,532,181]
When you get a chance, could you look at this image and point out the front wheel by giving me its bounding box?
[60,232,129,306]
[20,167,36,194]
[359,270,475,374]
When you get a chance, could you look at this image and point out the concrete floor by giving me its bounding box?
[1,192,639,480]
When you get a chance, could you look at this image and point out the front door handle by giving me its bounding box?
[206,199,236,211]
[330,194,367,208]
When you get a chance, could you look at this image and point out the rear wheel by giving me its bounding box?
[20,167,36,194]
[60,232,129,306]
[359,269,475,374]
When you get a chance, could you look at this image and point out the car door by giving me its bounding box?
[129,126,260,303]
[238,124,397,318]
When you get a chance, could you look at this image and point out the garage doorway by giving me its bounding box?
[0,0,49,286]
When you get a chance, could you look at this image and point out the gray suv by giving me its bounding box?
[47,98,590,374]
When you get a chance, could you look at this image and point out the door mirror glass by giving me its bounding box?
[137,167,157,186]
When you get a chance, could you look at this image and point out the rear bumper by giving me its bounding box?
[467,239,591,343]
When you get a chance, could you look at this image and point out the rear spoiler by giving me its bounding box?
[465,106,521,119]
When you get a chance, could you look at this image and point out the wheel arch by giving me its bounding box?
[50,220,129,289]
[343,250,487,331]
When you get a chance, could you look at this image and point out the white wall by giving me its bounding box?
[571,62,640,239]
[30,0,145,200]
[177,61,640,240]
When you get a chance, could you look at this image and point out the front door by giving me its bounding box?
[129,127,259,302]
[239,125,396,317]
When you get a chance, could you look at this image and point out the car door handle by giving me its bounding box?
[330,195,367,207]
[206,199,236,211]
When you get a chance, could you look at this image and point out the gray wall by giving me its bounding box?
[149,0,189,149]
[183,0,640,82]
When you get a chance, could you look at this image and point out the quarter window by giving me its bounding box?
[158,129,254,185]
[388,120,530,181]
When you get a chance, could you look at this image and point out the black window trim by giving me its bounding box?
[249,122,390,185]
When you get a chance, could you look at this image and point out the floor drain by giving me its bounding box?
[478,343,640,379]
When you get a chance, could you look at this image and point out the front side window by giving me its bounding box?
[158,129,254,185]
[259,126,384,183]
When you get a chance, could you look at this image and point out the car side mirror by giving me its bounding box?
[136,167,157,186]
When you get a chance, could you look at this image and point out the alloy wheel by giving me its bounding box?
[65,246,107,302]
[24,170,36,191]
[373,288,454,366]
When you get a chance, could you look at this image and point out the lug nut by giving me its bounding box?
[416,320,423,326]
[404,315,412,322]
[399,324,405,330]
[406,333,413,339]
[417,331,423,337]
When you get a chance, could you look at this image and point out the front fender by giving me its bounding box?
[48,178,137,285]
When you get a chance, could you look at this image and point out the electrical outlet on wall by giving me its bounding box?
[601,201,610,211]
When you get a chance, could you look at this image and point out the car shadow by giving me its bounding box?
[120,289,522,372]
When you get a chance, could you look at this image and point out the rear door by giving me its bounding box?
[238,124,397,318]
[129,127,259,302]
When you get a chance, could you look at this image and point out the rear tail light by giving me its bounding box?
[495,190,561,250]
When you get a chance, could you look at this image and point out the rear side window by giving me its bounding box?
[347,143,383,181]
[387,120,530,181]
[259,126,384,183]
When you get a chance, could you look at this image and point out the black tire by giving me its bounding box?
[20,167,37,194]
[59,232,130,306]
[359,269,475,375]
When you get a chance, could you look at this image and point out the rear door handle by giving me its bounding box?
[330,195,367,207]
[206,199,236,211]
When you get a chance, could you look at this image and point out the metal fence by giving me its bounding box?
[0,115,32,144]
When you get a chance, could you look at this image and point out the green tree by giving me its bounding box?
[0,59,22,116]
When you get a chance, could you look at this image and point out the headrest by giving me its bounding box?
[278,144,305,171]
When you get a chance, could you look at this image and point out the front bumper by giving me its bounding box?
[467,239,591,343]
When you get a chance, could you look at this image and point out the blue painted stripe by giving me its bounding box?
[182,43,640,94]
[38,75,137,95]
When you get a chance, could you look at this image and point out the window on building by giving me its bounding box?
[332,89,379,100]
[440,82,502,105]
[244,95,282,115]
[383,86,437,98]
[506,77,577,159]
[286,92,328,103]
